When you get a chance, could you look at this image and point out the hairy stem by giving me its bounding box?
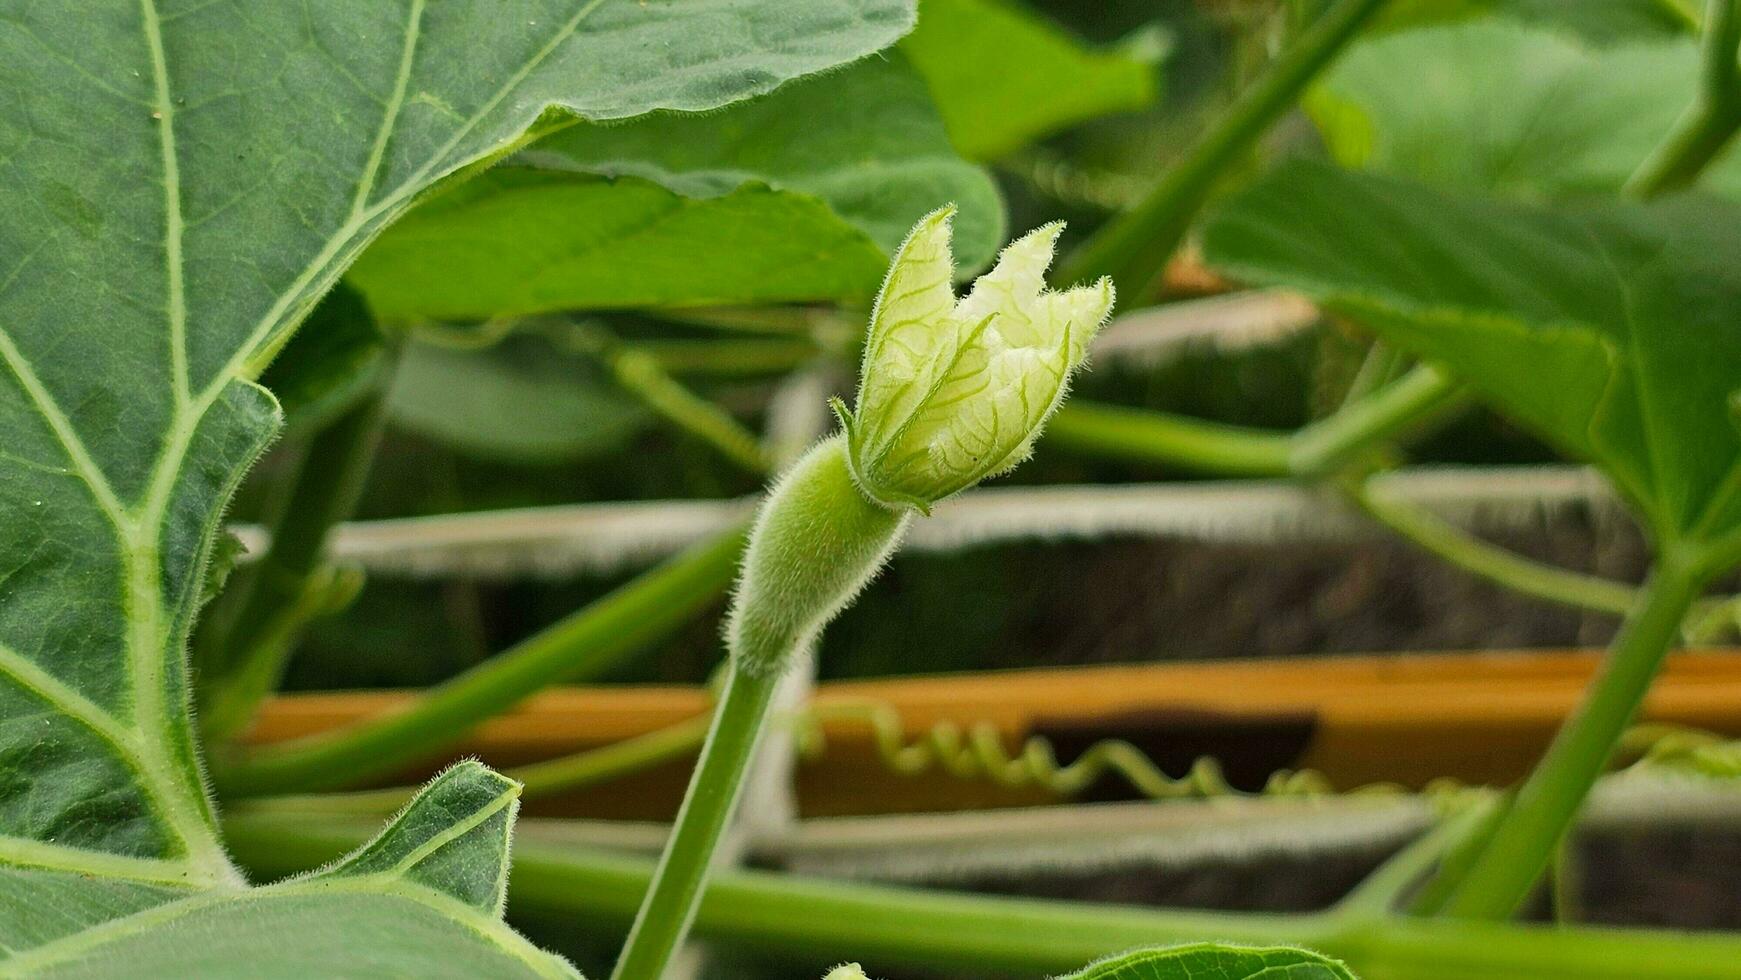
[1436,549,1714,919]
[1059,0,1392,297]
[1335,798,1500,918]
[612,436,908,977]
[225,812,1741,980]
[1044,401,1294,476]
[1624,0,1741,198]
[609,668,781,980]
[210,525,747,797]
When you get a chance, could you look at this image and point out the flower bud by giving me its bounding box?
[837,206,1115,510]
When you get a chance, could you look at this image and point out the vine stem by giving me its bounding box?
[1624,0,1741,198]
[568,324,771,475]
[224,811,1741,980]
[1345,475,1637,616]
[1043,400,1293,476]
[608,667,781,980]
[1046,364,1461,477]
[210,524,747,797]
[1436,546,1716,918]
[229,713,713,817]
[1333,797,1500,918]
[1058,0,1393,297]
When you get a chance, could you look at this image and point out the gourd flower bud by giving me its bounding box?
[835,206,1115,511]
[726,208,1113,676]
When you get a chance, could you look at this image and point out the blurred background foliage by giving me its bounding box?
[230,0,1723,695]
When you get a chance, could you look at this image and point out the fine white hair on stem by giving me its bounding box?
[230,466,1623,582]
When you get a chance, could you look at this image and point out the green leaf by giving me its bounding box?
[348,54,1002,320]
[388,332,650,463]
[1501,0,1698,44]
[899,0,1160,161]
[258,284,388,438]
[1372,1,1697,44]
[0,0,910,966]
[1309,21,1740,198]
[1203,160,1741,554]
[1062,943,1357,980]
[0,763,573,978]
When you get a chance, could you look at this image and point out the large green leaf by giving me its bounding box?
[1063,944,1357,980]
[1309,21,1741,198]
[0,763,572,978]
[899,0,1160,161]
[0,0,908,967]
[348,54,1002,320]
[1203,161,1741,555]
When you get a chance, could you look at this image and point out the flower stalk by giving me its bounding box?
[610,207,1114,979]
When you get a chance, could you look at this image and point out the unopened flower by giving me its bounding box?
[835,206,1115,510]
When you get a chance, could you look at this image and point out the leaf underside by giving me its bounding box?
[0,764,570,978]
[0,0,910,969]
[898,0,1157,161]
[348,53,1002,320]
[1309,20,1741,199]
[1063,943,1357,980]
[1203,160,1741,551]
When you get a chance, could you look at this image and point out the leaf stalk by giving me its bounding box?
[1059,0,1392,297]
[1625,0,1741,197]
[210,524,747,797]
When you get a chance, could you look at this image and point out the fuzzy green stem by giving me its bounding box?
[210,525,747,798]
[1624,0,1741,198]
[223,813,1741,980]
[1437,549,1713,919]
[1059,0,1392,297]
[613,435,909,977]
[609,667,781,980]
[196,381,391,741]
[1047,364,1460,478]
